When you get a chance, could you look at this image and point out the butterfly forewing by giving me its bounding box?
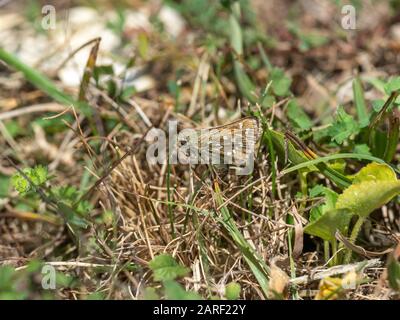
[196,117,262,166]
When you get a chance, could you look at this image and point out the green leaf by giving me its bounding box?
[308,185,338,223]
[259,93,275,109]
[55,186,92,216]
[0,266,16,291]
[372,99,385,112]
[57,202,89,229]
[11,171,31,194]
[304,208,353,242]
[287,99,312,131]
[327,106,360,144]
[384,76,400,95]
[11,165,48,194]
[383,113,400,162]
[4,120,22,138]
[299,32,329,51]
[287,22,329,51]
[367,78,386,94]
[149,254,190,281]
[163,280,202,300]
[271,130,352,189]
[336,163,400,217]
[120,86,137,101]
[225,282,241,300]
[354,144,371,156]
[93,65,114,84]
[56,272,77,288]
[270,68,291,97]
[30,165,48,186]
[270,130,310,165]
[25,259,42,273]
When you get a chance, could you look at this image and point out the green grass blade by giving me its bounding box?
[213,183,270,298]
[353,77,369,128]
[383,115,400,162]
[270,130,351,189]
[229,2,257,103]
[0,47,91,115]
[281,153,387,176]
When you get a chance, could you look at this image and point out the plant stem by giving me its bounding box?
[324,241,330,263]
[331,240,338,266]
[344,216,366,263]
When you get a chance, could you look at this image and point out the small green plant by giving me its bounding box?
[0,260,76,300]
[147,254,201,300]
[11,165,48,194]
[287,21,329,52]
[305,163,400,264]
[225,282,241,300]
[149,254,190,281]
[11,165,91,231]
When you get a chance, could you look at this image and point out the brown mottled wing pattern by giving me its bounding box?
[196,117,262,165]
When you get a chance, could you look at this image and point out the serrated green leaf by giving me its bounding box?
[336,163,400,217]
[30,165,48,186]
[149,254,190,281]
[327,106,360,144]
[11,165,48,195]
[11,173,30,194]
[354,144,371,156]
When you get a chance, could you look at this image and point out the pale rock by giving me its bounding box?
[158,5,185,37]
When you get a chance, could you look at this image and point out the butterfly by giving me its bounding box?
[176,116,262,173]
